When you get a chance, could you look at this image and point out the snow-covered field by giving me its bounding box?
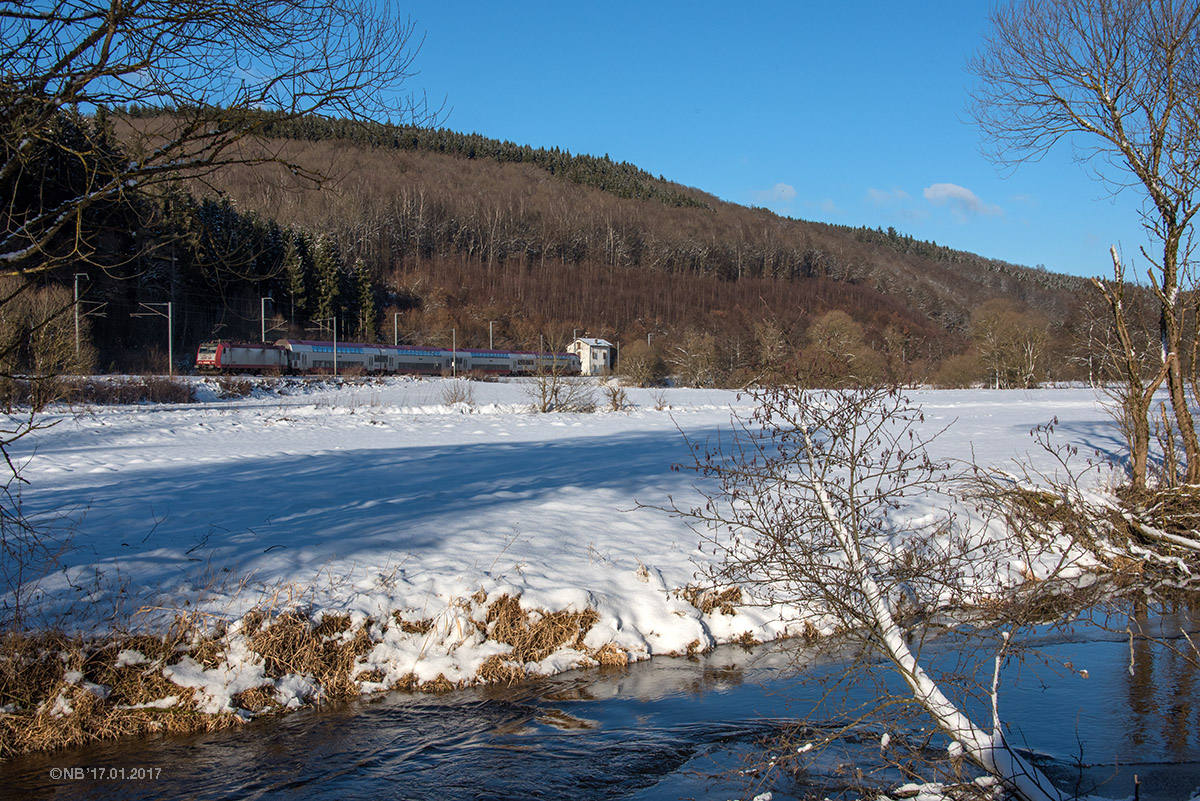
[6,378,1121,712]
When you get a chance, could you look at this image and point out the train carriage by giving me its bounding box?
[461,349,519,375]
[275,340,385,374]
[194,340,580,377]
[377,345,449,375]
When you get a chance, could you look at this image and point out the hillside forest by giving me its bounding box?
[2,109,1161,389]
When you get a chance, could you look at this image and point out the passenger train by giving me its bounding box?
[195,339,581,376]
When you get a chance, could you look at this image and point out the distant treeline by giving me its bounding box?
[7,106,1124,387]
[120,106,709,211]
[844,223,1084,294]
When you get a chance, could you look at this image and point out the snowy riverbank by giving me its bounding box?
[6,379,1120,718]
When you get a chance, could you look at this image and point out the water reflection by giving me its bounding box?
[1127,601,1200,759]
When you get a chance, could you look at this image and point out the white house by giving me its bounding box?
[570,337,614,376]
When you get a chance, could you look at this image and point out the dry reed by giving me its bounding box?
[0,594,624,757]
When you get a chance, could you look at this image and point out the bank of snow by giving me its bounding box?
[5,380,1118,719]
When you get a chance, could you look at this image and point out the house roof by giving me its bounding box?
[573,337,613,348]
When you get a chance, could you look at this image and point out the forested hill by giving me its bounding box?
[206,111,1083,297]
[69,110,1099,383]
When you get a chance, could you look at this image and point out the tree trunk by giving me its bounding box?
[805,427,1069,801]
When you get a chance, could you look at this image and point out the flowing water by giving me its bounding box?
[4,613,1200,801]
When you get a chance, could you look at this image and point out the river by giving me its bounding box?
[3,612,1199,800]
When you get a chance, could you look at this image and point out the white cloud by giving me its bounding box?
[923,183,1002,221]
[866,187,911,205]
[750,182,798,206]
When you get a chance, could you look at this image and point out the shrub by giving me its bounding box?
[602,383,630,411]
[930,352,982,389]
[439,379,476,407]
[525,374,596,413]
[53,376,195,406]
[215,376,255,399]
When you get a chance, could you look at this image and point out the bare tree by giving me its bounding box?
[969,0,1200,483]
[971,299,1049,390]
[802,309,885,387]
[1092,249,1166,488]
[672,385,1084,801]
[1,0,432,277]
[0,278,94,377]
[525,339,595,413]
[668,329,719,388]
[616,339,666,387]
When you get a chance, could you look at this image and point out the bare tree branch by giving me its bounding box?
[969,0,1200,484]
[0,0,436,276]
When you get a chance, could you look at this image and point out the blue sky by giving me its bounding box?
[399,1,1149,279]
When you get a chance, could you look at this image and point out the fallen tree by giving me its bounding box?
[672,385,1111,800]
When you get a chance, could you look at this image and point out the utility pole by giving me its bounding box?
[74,273,85,354]
[260,297,284,344]
[71,274,107,360]
[489,320,495,350]
[315,317,337,375]
[134,302,173,376]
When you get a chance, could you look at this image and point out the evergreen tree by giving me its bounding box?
[283,234,308,325]
[312,235,345,334]
[353,259,377,341]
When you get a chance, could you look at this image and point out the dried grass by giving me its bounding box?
[731,630,761,649]
[473,595,617,685]
[0,686,237,758]
[590,642,629,667]
[84,640,183,708]
[230,685,278,714]
[486,594,599,663]
[418,674,457,693]
[680,585,743,615]
[249,612,374,701]
[1117,483,1200,544]
[0,595,622,756]
[392,611,432,634]
[0,631,76,713]
[390,673,419,692]
[476,654,526,686]
[0,608,381,756]
[438,379,476,407]
[0,628,233,758]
